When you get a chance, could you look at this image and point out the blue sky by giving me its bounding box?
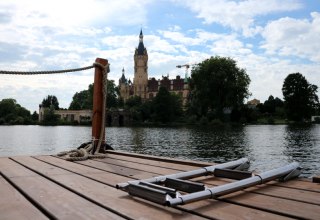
[0,0,319,112]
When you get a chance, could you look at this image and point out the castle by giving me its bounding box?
[119,30,189,105]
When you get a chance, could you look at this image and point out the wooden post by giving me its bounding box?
[92,58,108,149]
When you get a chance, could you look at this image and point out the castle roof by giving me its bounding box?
[119,68,127,84]
[137,29,146,55]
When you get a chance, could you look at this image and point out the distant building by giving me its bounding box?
[39,105,92,123]
[247,98,260,108]
[119,29,190,105]
[39,105,132,126]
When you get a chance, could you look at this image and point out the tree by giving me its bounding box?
[124,96,143,121]
[282,72,319,121]
[42,95,59,110]
[31,111,39,121]
[152,87,183,123]
[125,96,142,108]
[42,105,59,125]
[69,81,119,110]
[106,80,119,108]
[69,84,93,110]
[189,56,251,119]
[0,98,32,124]
[263,95,284,115]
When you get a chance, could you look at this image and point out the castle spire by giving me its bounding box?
[119,67,127,84]
[139,28,143,41]
[137,29,145,55]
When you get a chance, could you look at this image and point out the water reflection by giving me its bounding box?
[187,126,248,163]
[283,125,320,176]
[243,125,290,172]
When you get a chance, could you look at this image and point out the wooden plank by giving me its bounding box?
[273,179,320,193]
[94,157,178,175]
[30,156,286,219]
[34,156,293,220]
[105,153,200,171]
[220,192,320,219]
[106,150,213,166]
[76,158,161,180]
[13,156,205,220]
[36,156,132,186]
[0,158,125,220]
[0,176,48,220]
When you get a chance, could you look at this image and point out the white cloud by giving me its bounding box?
[1,0,152,28]
[210,34,253,56]
[159,30,203,46]
[261,12,320,62]
[177,0,302,37]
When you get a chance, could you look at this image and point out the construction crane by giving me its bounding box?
[176,63,198,80]
[176,64,191,81]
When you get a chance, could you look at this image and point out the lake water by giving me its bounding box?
[0,125,319,178]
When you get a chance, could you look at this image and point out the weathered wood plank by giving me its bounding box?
[0,175,48,220]
[273,179,320,193]
[13,156,205,220]
[0,158,125,220]
[95,157,178,175]
[35,156,293,220]
[76,158,161,179]
[106,150,213,166]
[36,156,132,186]
[105,153,200,171]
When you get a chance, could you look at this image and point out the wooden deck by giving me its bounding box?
[1,150,320,220]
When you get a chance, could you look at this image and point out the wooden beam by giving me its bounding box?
[92,58,108,150]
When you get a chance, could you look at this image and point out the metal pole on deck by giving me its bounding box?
[92,58,108,153]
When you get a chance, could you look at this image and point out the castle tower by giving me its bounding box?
[119,67,128,100]
[133,29,148,100]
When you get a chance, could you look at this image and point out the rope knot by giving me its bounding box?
[93,62,110,73]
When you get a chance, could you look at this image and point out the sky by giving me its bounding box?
[0,0,319,113]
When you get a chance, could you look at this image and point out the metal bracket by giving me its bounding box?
[214,168,252,180]
[279,166,302,182]
[164,178,205,193]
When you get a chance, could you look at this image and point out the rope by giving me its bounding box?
[56,61,110,161]
[57,143,106,161]
[0,65,95,75]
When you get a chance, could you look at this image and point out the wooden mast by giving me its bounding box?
[92,58,108,152]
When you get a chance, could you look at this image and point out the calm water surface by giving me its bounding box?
[0,125,319,177]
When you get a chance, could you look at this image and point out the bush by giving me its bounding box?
[187,115,197,124]
[267,116,275,124]
[209,119,224,126]
[199,116,208,125]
